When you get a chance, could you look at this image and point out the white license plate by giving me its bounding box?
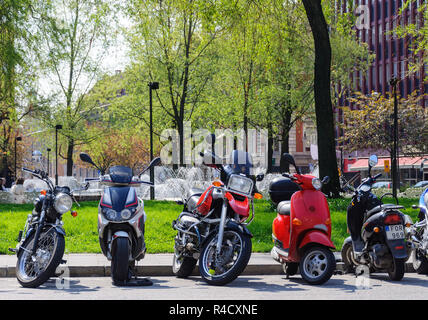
[385,225,405,240]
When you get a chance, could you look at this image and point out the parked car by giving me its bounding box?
[411,181,428,188]
[372,181,404,189]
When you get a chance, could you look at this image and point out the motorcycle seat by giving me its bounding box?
[366,204,405,218]
[277,201,291,216]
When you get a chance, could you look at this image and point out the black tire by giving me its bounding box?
[172,251,197,278]
[412,249,428,274]
[199,229,251,286]
[388,258,405,281]
[341,241,357,273]
[16,228,65,288]
[111,237,130,283]
[299,246,336,285]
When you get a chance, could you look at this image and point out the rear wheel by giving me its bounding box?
[387,258,405,281]
[299,246,336,285]
[172,249,197,278]
[111,237,130,283]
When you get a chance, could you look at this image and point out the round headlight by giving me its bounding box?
[54,193,73,214]
[312,178,322,190]
[105,209,117,220]
[121,209,132,220]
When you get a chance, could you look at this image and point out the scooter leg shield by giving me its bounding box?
[347,203,365,252]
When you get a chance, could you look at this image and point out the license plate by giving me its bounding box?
[385,225,405,240]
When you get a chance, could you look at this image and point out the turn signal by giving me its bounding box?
[40,190,47,196]
[254,193,263,199]
[373,227,380,233]
[212,181,222,187]
[325,218,332,225]
[71,211,78,217]
[292,218,302,226]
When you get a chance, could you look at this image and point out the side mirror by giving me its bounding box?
[80,153,96,167]
[149,157,161,168]
[368,154,378,168]
[256,173,264,182]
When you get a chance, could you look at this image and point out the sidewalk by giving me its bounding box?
[0,252,415,277]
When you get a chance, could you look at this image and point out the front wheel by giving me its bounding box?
[199,229,251,286]
[111,237,130,283]
[388,257,405,281]
[300,246,336,285]
[16,228,65,288]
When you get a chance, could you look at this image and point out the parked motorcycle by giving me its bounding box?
[271,153,336,285]
[341,154,410,281]
[10,168,86,288]
[79,153,161,286]
[407,187,428,274]
[172,142,264,286]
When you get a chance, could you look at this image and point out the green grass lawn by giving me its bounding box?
[0,197,420,255]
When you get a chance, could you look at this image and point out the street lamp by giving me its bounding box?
[148,81,159,200]
[47,148,51,177]
[389,77,399,198]
[14,136,22,182]
[55,124,62,186]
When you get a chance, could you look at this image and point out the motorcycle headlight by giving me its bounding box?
[54,193,73,214]
[312,178,322,190]
[227,174,254,196]
[105,209,117,221]
[120,209,132,220]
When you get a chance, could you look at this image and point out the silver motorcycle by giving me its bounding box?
[407,187,428,274]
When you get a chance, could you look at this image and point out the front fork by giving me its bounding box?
[216,199,229,255]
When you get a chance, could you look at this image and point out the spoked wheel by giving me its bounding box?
[172,247,197,278]
[299,246,336,285]
[199,229,251,286]
[16,228,65,288]
[412,249,428,274]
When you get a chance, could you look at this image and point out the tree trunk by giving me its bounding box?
[66,139,74,176]
[302,0,340,197]
[280,108,292,173]
[267,119,273,173]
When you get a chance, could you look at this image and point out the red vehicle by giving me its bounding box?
[271,153,336,285]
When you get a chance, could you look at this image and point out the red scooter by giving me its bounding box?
[271,153,336,285]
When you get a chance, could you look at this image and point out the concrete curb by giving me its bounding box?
[0,258,416,278]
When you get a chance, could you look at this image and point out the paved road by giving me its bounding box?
[1,273,428,300]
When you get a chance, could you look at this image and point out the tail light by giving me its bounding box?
[384,213,402,225]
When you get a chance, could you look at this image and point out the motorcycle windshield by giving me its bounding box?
[226,150,254,176]
[108,165,133,184]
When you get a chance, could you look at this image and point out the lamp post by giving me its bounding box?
[148,82,159,200]
[389,77,399,198]
[14,136,22,182]
[55,124,62,186]
[47,148,51,177]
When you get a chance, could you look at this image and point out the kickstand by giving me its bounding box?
[112,262,153,287]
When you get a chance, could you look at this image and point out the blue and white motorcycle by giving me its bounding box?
[408,187,428,274]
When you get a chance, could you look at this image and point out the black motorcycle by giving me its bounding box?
[10,168,86,288]
[341,155,409,281]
